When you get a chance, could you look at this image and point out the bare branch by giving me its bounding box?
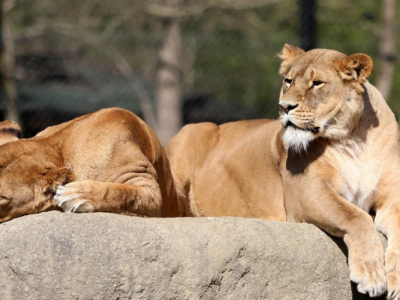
[101,10,138,41]
[146,0,281,18]
[241,11,271,34]
[107,48,159,131]
[4,0,17,13]
[47,27,158,130]
[146,3,207,18]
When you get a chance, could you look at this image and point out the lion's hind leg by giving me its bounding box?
[54,177,162,217]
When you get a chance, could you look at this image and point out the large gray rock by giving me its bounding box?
[0,212,383,300]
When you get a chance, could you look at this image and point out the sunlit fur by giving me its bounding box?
[0,108,191,223]
[282,125,314,153]
[167,45,400,298]
[278,48,370,153]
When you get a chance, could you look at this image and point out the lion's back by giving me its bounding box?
[34,109,164,185]
[167,119,286,220]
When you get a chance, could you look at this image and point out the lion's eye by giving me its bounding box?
[284,78,293,85]
[312,80,324,87]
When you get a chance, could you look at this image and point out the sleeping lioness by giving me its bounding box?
[0,108,189,223]
[167,45,400,298]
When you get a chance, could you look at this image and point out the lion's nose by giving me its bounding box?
[279,102,298,114]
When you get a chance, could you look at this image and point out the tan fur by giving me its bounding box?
[0,108,190,223]
[167,46,400,298]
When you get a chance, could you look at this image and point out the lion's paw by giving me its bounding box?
[387,278,400,300]
[385,249,400,299]
[349,255,386,297]
[55,184,96,213]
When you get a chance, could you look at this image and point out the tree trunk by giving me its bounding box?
[0,0,19,123]
[155,0,182,145]
[376,0,396,100]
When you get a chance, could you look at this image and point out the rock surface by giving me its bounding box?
[0,212,384,300]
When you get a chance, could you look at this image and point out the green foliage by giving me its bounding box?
[6,0,400,123]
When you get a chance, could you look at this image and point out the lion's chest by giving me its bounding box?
[328,144,381,212]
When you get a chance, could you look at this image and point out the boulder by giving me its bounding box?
[0,212,384,300]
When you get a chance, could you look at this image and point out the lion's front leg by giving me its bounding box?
[285,180,386,297]
[375,203,400,300]
[334,216,386,297]
[344,230,386,297]
[54,178,162,217]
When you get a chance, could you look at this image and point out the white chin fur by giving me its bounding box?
[283,126,315,153]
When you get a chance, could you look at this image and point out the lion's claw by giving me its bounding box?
[349,249,386,298]
[54,184,95,213]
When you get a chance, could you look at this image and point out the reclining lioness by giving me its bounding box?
[167,45,400,299]
[0,108,188,223]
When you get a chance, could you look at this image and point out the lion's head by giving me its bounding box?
[278,44,373,152]
[0,124,75,222]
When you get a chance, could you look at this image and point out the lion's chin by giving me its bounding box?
[283,125,315,153]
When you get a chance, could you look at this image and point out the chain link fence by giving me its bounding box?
[1,0,397,141]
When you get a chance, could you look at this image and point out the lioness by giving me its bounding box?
[167,45,400,298]
[0,108,189,223]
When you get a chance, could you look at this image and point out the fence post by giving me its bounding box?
[0,0,20,124]
[299,0,317,51]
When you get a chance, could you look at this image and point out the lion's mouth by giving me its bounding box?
[286,121,320,134]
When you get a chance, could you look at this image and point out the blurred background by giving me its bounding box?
[0,0,397,144]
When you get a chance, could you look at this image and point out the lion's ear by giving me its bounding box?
[335,53,373,83]
[0,121,21,146]
[44,167,75,194]
[278,44,305,75]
